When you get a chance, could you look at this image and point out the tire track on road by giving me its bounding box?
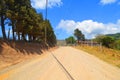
[51,53,75,80]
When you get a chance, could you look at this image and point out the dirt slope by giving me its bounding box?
[0,41,46,70]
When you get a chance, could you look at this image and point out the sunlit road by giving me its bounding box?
[0,47,120,80]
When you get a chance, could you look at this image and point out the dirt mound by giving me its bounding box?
[0,40,47,70]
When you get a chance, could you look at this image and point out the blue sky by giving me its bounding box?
[37,0,120,40]
[1,0,120,40]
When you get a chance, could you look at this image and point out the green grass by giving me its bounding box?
[75,45,120,68]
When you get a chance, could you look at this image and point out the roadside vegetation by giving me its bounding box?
[75,45,120,68]
[66,28,120,68]
[94,34,120,50]
[65,36,76,45]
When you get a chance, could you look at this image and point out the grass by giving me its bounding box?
[75,45,120,68]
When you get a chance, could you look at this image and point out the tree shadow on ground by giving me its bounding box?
[10,41,49,55]
[0,40,49,55]
[0,42,3,54]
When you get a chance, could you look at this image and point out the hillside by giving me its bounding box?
[106,33,120,39]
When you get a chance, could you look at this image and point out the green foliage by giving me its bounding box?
[106,33,120,40]
[74,28,85,41]
[95,34,120,50]
[0,0,7,39]
[102,36,115,48]
[111,40,120,50]
[65,36,76,44]
[0,0,56,46]
[95,35,115,48]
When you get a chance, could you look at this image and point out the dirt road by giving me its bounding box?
[0,47,120,80]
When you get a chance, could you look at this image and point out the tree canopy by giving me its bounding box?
[65,36,75,44]
[94,35,120,49]
[74,28,85,41]
[0,0,56,46]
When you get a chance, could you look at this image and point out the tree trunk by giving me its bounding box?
[18,32,20,40]
[12,21,15,40]
[1,15,7,40]
[22,33,26,41]
[28,34,32,42]
[33,36,36,41]
[8,28,10,39]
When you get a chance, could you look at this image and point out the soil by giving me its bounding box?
[0,40,49,70]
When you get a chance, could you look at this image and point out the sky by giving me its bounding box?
[1,0,120,40]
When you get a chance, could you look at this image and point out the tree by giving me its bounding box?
[0,0,57,46]
[15,0,32,41]
[5,0,16,40]
[74,28,85,41]
[4,0,32,40]
[111,40,120,50]
[65,36,76,44]
[0,0,7,39]
[39,20,56,46]
[95,35,115,48]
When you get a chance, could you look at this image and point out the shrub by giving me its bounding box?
[112,40,120,50]
[95,35,115,48]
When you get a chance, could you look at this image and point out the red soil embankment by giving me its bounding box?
[0,40,48,70]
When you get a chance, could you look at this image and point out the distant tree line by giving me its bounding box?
[65,28,120,50]
[65,36,75,44]
[0,0,56,46]
[94,35,120,50]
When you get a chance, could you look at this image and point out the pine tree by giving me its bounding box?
[0,0,7,39]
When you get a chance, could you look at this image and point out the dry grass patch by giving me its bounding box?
[75,45,120,68]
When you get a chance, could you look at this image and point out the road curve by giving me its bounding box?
[0,46,120,80]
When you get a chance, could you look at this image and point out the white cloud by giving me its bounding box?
[56,19,120,39]
[100,0,117,5]
[31,0,62,9]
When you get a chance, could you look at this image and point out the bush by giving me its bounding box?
[65,36,76,44]
[112,40,120,50]
[95,35,115,48]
